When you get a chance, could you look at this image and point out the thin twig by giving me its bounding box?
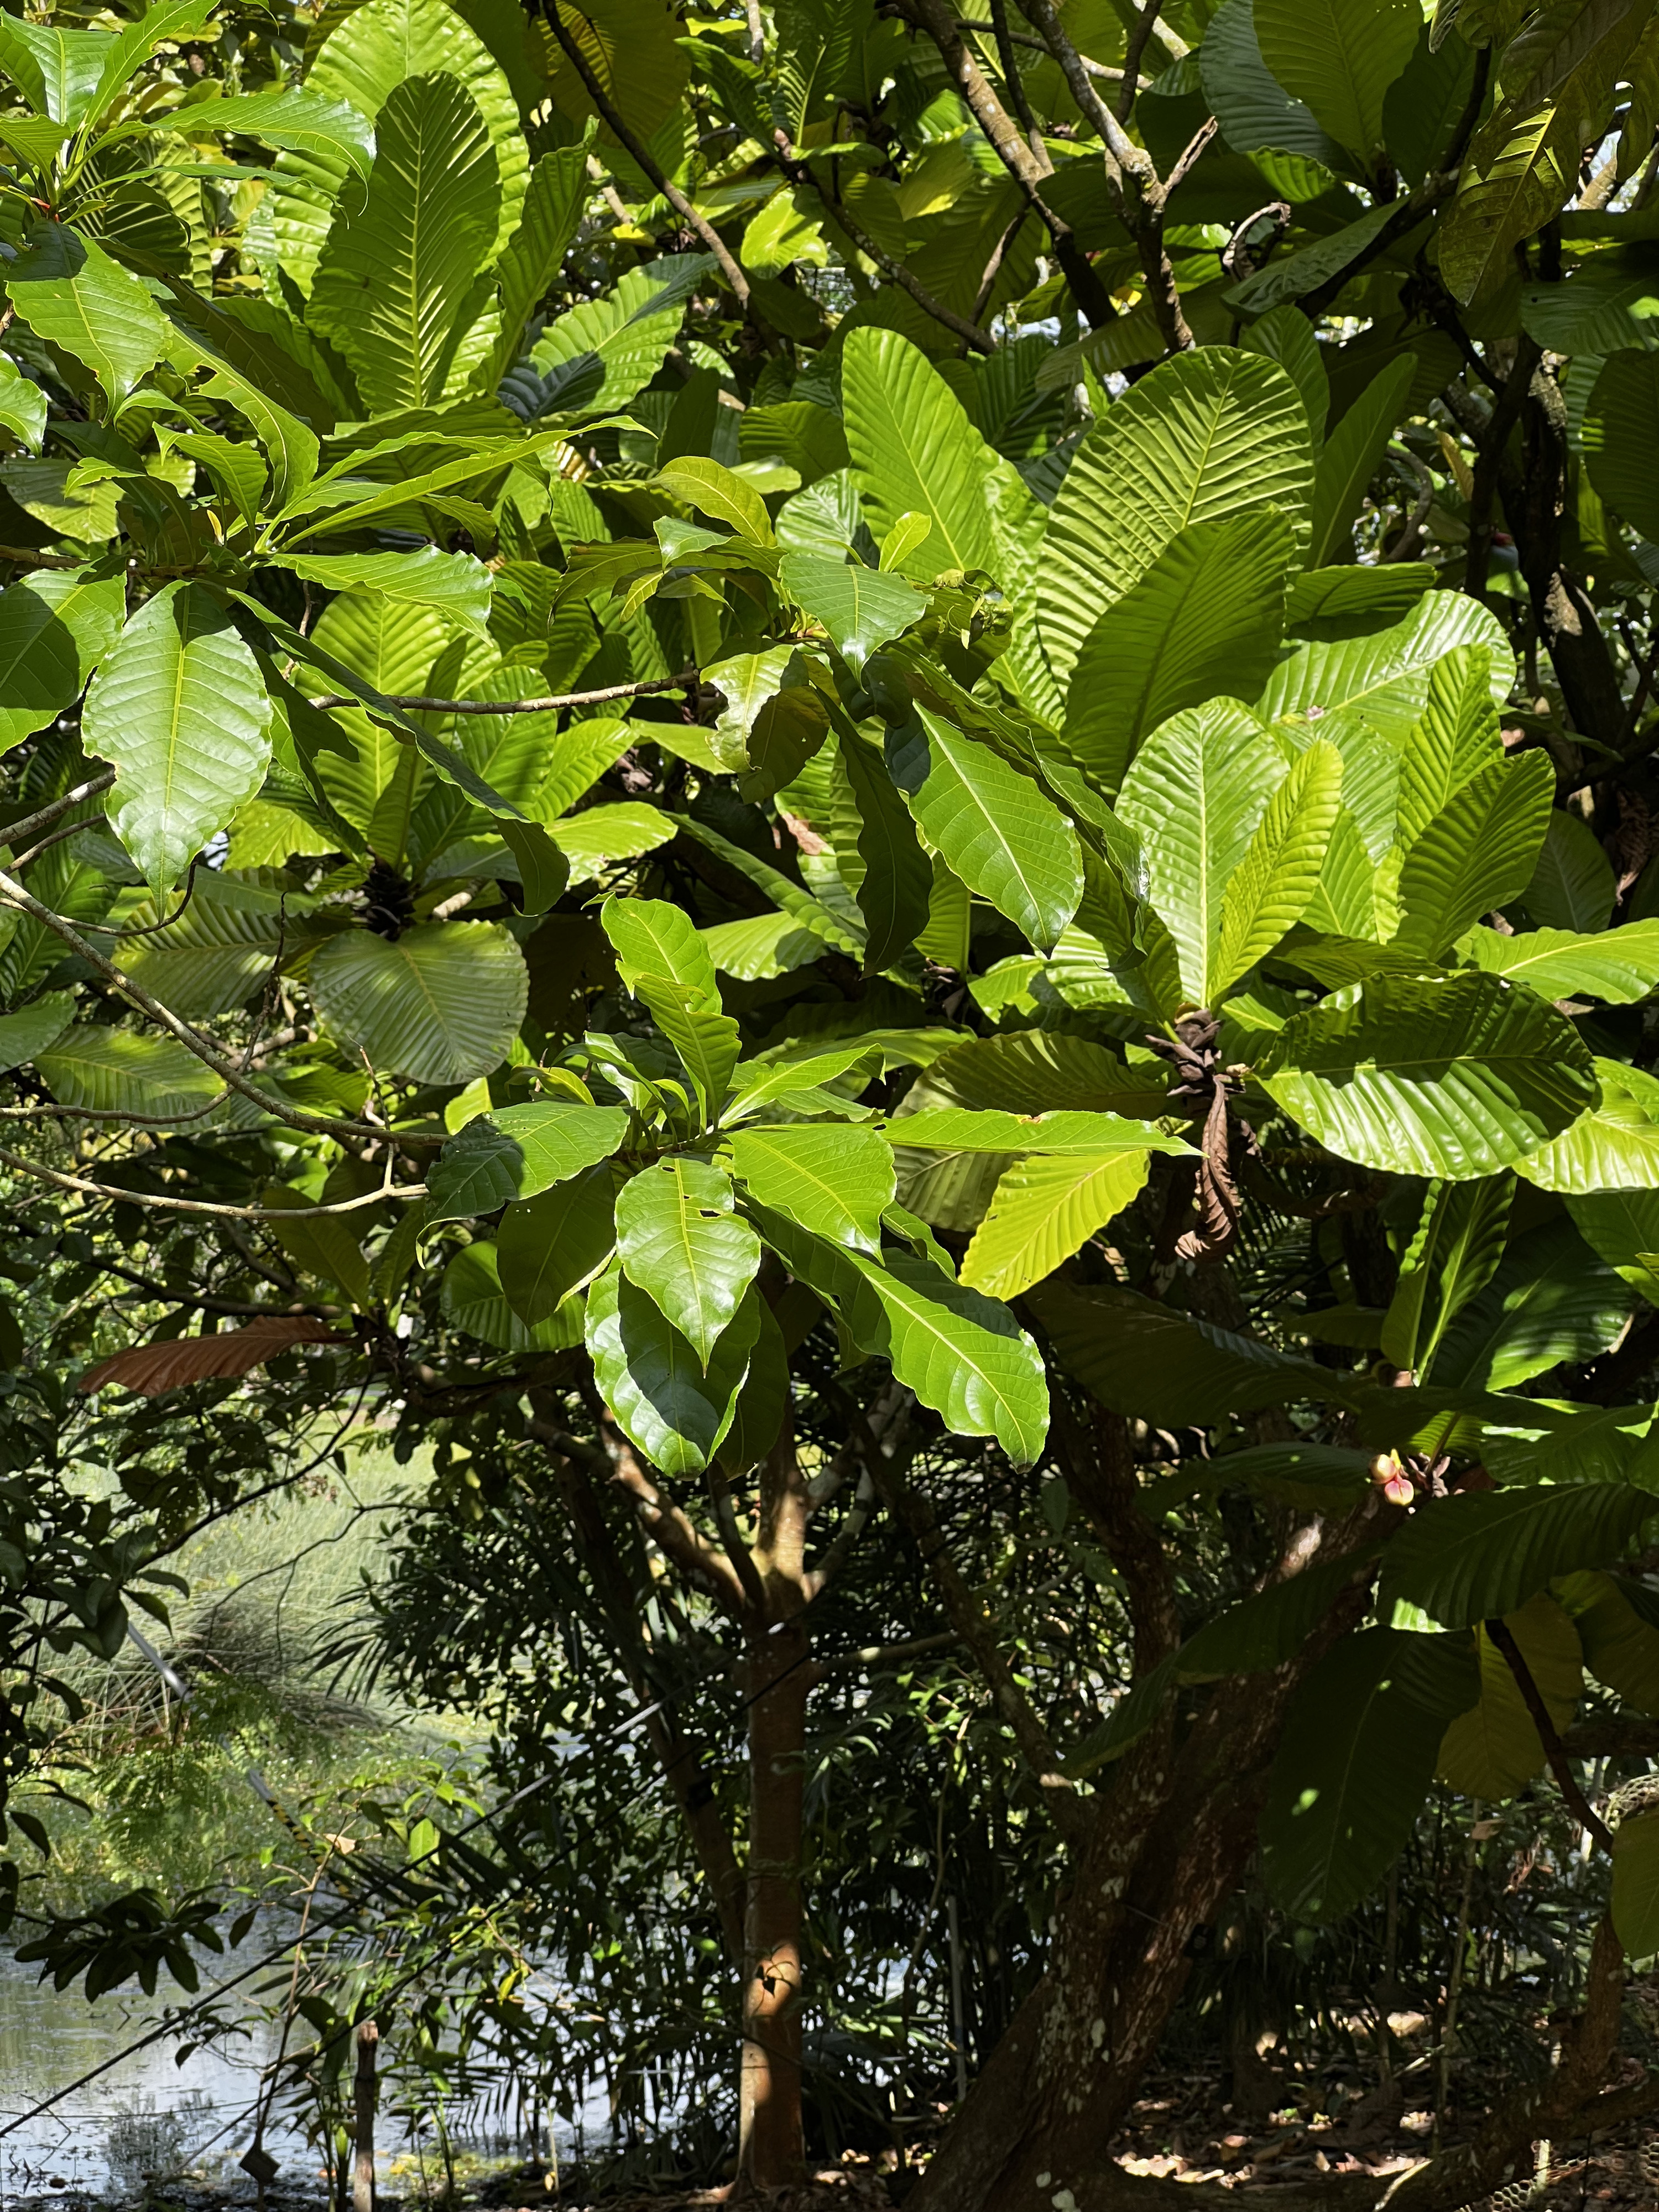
[956,17,1145,80]
[0,1142,426,1219]
[0,771,117,855]
[1117,0,1166,123]
[305,668,698,716]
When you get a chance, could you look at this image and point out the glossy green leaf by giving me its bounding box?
[1516,1061,1659,1192]
[1430,1216,1631,1389]
[1200,0,1349,172]
[1256,588,1513,745]
[5,223,171,405]
[1258,972,1598,1178]
[0,569,123,758]
[1522,808,1615,932]
[0,356,46,453]
[82,583,272,898]
[1260,1628,1479,1922]
[310,919,526,1087]
[834,718,932,972]
[152,87,376,176]
[524,255,708,413]
[1379,1481,1654,1631]
[1060,513,1295,794]
[427,1100,628,1219]
[497,1165,620,1327]
[36,1025,219,1118]
[891,1108,1186,1157]
[1039,347,1315,692]
[1256,0,1419,157]
[585,1263,757,1477]
[440,1240,580,1353]
[1395,644,1502,852]
[614,1156,760,1369]
[726,1122,895,1256]
[1393,751,1554,957]
[779,552,924,672]
[960,1151,1151,1301]
[1458,919,1659,1003]
[273,549,492,636]
[886,706,1081,952]
[0,992,74,1073]
[1307,356,1416,566]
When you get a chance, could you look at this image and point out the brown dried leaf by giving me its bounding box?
[78,1314,347,1396]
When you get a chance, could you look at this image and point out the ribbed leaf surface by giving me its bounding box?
[310,919,526,1087]
[1379,1481,1653,1630]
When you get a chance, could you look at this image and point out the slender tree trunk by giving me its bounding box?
[738,1422,813,2186]
[352,2020,377,2212]
[739,1607,810,2183]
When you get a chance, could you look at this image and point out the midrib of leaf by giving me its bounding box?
[864,1259,1027,1430]
[934,722,1044,919]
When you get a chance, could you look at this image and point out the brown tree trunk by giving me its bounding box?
[739,1608,809,2184]
[352,2020,377,2212]
[738,1423,813,2187]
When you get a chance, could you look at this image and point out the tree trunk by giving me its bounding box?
[738,1422,813,2186]
[352,2020,377,2212]
[912,1505,1386,2212]
[739,1607,810,2184]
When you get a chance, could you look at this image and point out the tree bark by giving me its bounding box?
[352,2020,377,2212]
[738,1420,814,2185]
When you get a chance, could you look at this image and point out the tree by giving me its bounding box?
[8,0,1659,2198]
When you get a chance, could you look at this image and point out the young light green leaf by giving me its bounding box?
[614,1156,761,1369]
[82,583,273,898]
[0,356,46,452]
[1395,643,1502,851]
[726,1123,896,1255]
[1458,919,1659,1003]
[1515,1061,1659,1194]
[657,455,775,544]
[1392,751,1554,957]
[270,548,492,635]
[1214,739,1344,996]
[602,895,719,1005]
[891,1108,1189,1157]
[150,88,377,177]
[961,1151,1152,1301]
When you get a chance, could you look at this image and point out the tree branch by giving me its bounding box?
[1116,0,1165,124]
[0,772,117,855]
[0,1142,425,1220]
[305,669,699,716]
[607,1432,750,1619]
[549,7,761,324]
[1488,1617,1615,1851]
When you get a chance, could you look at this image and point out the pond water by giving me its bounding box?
[0,1939,609,2201]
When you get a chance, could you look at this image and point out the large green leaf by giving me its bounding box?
[268,0,527,295]
[0,570,123,757]
[614,1156,760,1370]
[1392,752,1554,957]
[1459,919,1659,1003]
[427,1100,629,1217]
[1256,0,1420,158]
[602,893,740,1116]
[886,707,1081,951]
[959,1151,1151,1301]
[1556,1569,1659,1717]
[488,142,591,381]
[440,1240,579,1354]
[1583,349,1659,541]
[779,552,924,671]
[1026,1277,1346,1425]
[891,1109,1186,1158]
[35,1025,220,1118]
[1260,1628,1479,1922]
[846,1247,1047,1467]
[835,719,932,971]
[842,326,1037,589]
[585,1264,757,1477]
[919,1031,1168,1118]
[1395,644,1502,852]
[1567,1188,1659,1290]
[1307,356,1417,567]
[1378,1482,1654,1631]
[1523,808,1616,932]
[1516,1061,1659,1193]
[1256,588,1513,745]
[1199,0,1349,171]
[1214,739,1345,995]
[152,87,377,176]
[1039,347,1315,692]
[1439,0,1651,302]
[1060,513,1295,794]
[523,257,708,413]
[4,223,171,404]
[272,550,492,635]
[1118,698,1290,1006]
[1434,1594,1582,1798]
[118,871,332,1020]
[309,920,526,1087]
[497,1162,619,1327]
[1257,972,1598,1178]
[82,584,273,899]
[0,992,74,1073]
[726,1123,895,1256]
[1613,1809,1659,1958]
[1429,1216,1632,1389]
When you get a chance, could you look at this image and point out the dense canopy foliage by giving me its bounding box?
[9,0,1659,2199]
